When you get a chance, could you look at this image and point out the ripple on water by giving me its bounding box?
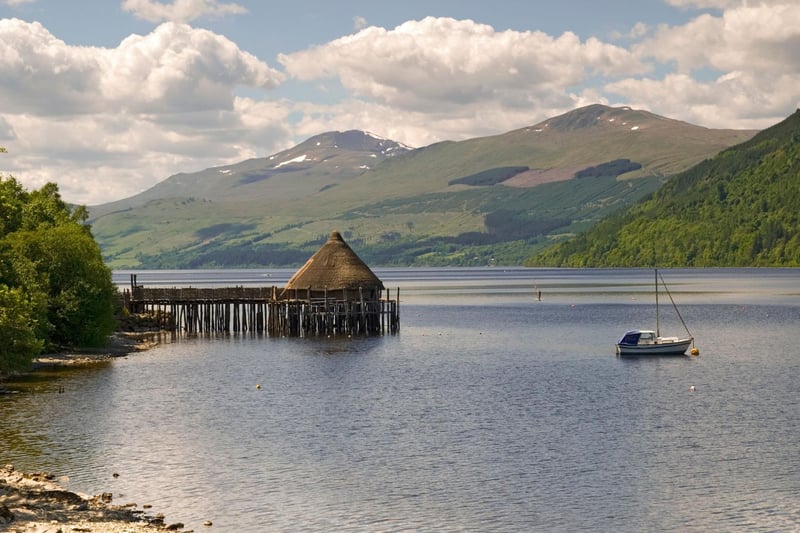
[2,291,800,531]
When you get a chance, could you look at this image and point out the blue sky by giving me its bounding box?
[0,0,798,204]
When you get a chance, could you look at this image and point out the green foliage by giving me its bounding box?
[0,177,116,374]
[0,177,26,235]
[195,223,257,240]
[136,241,312,268]
[358,237,540,266]
[8,225,116,347]
[574,159,642,179]
[0,285,44,373]
[448,166,529,186]
[532,110,800,267]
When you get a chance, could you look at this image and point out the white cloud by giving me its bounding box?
[0,20,105,114]
[606,71,799,129]
[664,0,735,8]
[0,20,284,115]
[637,2,800,73]
[611,22,650,42]
[0,116,14,141]
[277,10,800,140]
[3,5,800,206]
[2,97,293,204]
[664,0,793,8]
[105,22,284,112]
[279,17,647,113]
[273,17,652,149]
[607,1,800,128]
[0,19,289,204]
[121,0,247,23]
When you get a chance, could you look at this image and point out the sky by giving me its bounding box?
[1,0,798,206]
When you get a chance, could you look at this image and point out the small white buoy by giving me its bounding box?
[689,385,696,392]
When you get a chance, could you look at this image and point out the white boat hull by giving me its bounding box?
[616,337,693,356]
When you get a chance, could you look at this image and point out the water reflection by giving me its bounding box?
[2,268,799,531]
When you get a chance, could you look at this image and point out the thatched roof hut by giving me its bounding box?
[281,231,384,300]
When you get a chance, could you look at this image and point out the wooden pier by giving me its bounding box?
[123,284,399,337]
[122,231,400,337]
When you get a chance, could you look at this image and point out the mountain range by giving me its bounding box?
[88,104,758,268]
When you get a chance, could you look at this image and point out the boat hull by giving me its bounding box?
[616,338,693,356]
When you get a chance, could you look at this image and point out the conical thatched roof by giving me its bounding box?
[284,231,384,291]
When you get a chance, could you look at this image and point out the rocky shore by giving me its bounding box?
[0,464,191,532]
[30,331,163,369]
[1,323,190,532]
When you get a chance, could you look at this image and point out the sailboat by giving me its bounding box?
[616,268,695,356]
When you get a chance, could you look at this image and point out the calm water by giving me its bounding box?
[2,268,799,532]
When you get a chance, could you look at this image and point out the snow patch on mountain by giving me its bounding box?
[275,154,308,168]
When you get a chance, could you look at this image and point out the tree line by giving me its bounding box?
[1,175,117,374]
[531,110,800,267]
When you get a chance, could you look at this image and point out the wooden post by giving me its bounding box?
[359,286,365,334]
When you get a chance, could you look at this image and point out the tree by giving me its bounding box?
[0,175,26,235]
[0,285,44,373]
[530,110,800,267]
[0,176,117,373]
[6,217,116,350]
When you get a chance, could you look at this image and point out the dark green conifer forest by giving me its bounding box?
[531,110,800,267]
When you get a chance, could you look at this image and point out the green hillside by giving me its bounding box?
[530,110,800,267]
[89,105,757,268]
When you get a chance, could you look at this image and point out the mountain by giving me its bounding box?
[530,109,800,267]
[88,105,757,268]
[90,130,412,219]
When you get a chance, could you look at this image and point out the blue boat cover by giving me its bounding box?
[619,330,641,345]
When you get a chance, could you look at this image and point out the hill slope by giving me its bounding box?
[530,110,800,267]
[88,105,757,268]
[90,130,412,219]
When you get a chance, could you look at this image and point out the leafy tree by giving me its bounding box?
[0,285,43,373]
[0,175,26,235]
[8,225,116,348]
[0,174,116,374]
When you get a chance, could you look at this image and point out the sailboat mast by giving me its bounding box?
[655,268,660,337]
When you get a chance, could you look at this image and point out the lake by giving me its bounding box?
[2,268,799,532]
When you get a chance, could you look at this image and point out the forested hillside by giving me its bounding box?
[530,110,800,267]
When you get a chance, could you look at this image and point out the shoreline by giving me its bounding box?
[1,330,163,390]
[1,332,193,531]
[32,331,164,369]
[0,464,190,532]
